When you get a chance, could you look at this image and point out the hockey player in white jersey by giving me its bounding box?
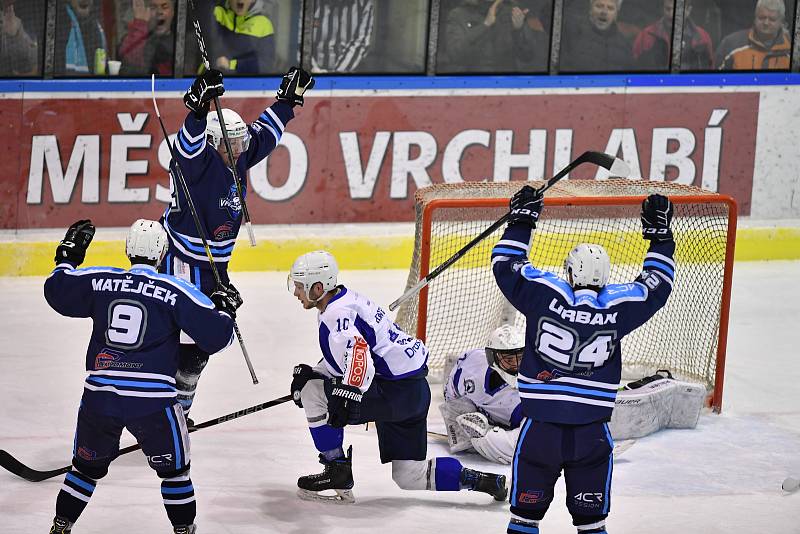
[441,324,524,464]
[288,250,508,504]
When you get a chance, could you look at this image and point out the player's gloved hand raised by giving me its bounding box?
[641,194,674,242]
[327,380,363,428]
[55,219,95,266]
[184,69,224,117]
[276,66,314,107]
[508,185,544,228]
[211,285,242,319]
[291,363,316,408]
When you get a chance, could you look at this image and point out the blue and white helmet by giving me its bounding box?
[564,243,610,288]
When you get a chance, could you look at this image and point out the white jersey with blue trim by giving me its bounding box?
[444,348,523,429]
[317,286,428,392]
[492,223,675,425]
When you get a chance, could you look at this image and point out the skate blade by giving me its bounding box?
[296,488,355,504]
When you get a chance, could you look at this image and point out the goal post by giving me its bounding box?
[394,180,737,412]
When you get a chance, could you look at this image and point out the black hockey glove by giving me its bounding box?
[641,193,674,242]
[508,185,544,228]
[55,219,95,266]
[183,69,224,117]
[327,380,363,428]
[211,285,242,319]
[225,281,244,310]
[291,363,316,408]
[276,66,315,107]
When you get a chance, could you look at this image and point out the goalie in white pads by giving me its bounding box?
[288,251,508,504]
[441,325,525,464]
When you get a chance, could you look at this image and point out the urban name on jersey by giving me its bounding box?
[547,298,617,325]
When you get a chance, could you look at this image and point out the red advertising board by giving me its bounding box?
[1,91,759,229]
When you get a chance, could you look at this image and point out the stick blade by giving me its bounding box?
[0,450,70,482]
[584,152,631,178]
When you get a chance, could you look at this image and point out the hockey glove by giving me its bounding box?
[291,363,316,408]
[327,380,363,428]
[641,193,674,242]
[183,69,224,117]
[276,66,315,107]
[210,285,242,319]
[55,219,95,266]
[508,185,544,228]
[225,281,244,310]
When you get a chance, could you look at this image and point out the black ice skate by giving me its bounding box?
[49,516,72,534]
[461,468,508,501]
[173,524,197,534]
[296,445,355,504]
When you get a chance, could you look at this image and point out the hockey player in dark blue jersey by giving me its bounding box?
[160,65,314,418]
[45,219,241,534]
[492,188,676,534]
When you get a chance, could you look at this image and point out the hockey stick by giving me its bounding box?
[186,0,256,247]
[0,394,292,483]
[388,151,631,311]
[152,76,258,385]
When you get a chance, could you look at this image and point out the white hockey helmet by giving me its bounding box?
[564,243,610,289]
[206,108,250,153]
[485,324,525,388]
[126,219,169,267]
[288,250,339,302]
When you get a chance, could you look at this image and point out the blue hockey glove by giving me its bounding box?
[641,194,674,242]
[276,66,315,107]
[55,219,95,266]
[184,69,224,117]
[508,185,544,228]
[327,380,363,428]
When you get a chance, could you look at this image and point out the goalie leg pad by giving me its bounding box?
[439,398,479,452]
[471,427,519,464]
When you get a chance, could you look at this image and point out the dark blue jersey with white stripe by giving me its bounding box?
[44,263,235,417]
[160,101,294,287]
[492,223,675,425]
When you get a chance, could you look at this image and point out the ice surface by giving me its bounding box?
[1,262,799,533]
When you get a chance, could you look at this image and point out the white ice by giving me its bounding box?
[1,262,799,533]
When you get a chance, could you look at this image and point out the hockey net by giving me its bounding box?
[395,179,736,412]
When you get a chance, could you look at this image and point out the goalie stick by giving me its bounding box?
[151,75,258,385]
[388,151,631,311]
[0,394,292,483]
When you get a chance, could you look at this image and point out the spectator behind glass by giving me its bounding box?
[439,0,549,73]
[55,0,107,75]
[560,0,634,72]
[311,0,374,73]
[633,0,713,70]
[212,0,275,74]
[715,0,791,70]
[118,0,175,76]
[0,0,38,76]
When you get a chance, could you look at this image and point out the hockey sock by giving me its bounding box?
[161,473,196,526]
[433,457,463,491]
[309,424,344,454]
[55,469,97,523]
[508,517,540,534]
[576,519,607,534]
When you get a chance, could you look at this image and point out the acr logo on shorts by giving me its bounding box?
[346,336,368,388]
[573,492,604,507]
[147,453,174,465]
[519,490,544,504]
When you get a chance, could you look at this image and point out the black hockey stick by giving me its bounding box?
[0,394,292,483]
[152,76,258,385]
[388,151,631,311]
[186,0,256,247]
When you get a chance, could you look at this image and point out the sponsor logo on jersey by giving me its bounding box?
[536,370,554,381]
[573,492,604,508]
[146,453,174,466]
[548,299,617,325]
[95,347,143,370]
[214,220,236,240]
[219,183,242,218]
[346,336,369,388]
[519,490,544,504]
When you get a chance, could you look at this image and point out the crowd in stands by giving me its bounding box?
[0,0,795,78]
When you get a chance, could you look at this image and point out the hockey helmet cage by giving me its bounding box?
[564,243,610,289]
[485,324,525,388]
[288,250,339,300]
[206,108,250,152]
[126,219,169,267]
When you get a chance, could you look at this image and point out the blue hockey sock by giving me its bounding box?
[432,457,463,491]
[55,469,97,523]
[508,517,540,534]
[161,473,196,527]
[309,424,344,454]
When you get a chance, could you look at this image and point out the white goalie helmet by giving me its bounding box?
[126,219,169,267]
[564,243,611,289]
[206,108,250,153]
[485,324,525,388]
[288,250,339,301]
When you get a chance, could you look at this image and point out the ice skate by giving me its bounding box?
[173,525,196,534]
[297,446,355,504]
[461,468,508,501]
[49,516,72,534]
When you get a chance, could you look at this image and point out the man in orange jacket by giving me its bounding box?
[715,0,791,70]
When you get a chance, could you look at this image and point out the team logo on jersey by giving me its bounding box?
[346,336,369,388]
[519,490,544,504]
[214,220,236,240]
[464,379,475,394]
[95,348,143,370]
[219,183,243,218]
